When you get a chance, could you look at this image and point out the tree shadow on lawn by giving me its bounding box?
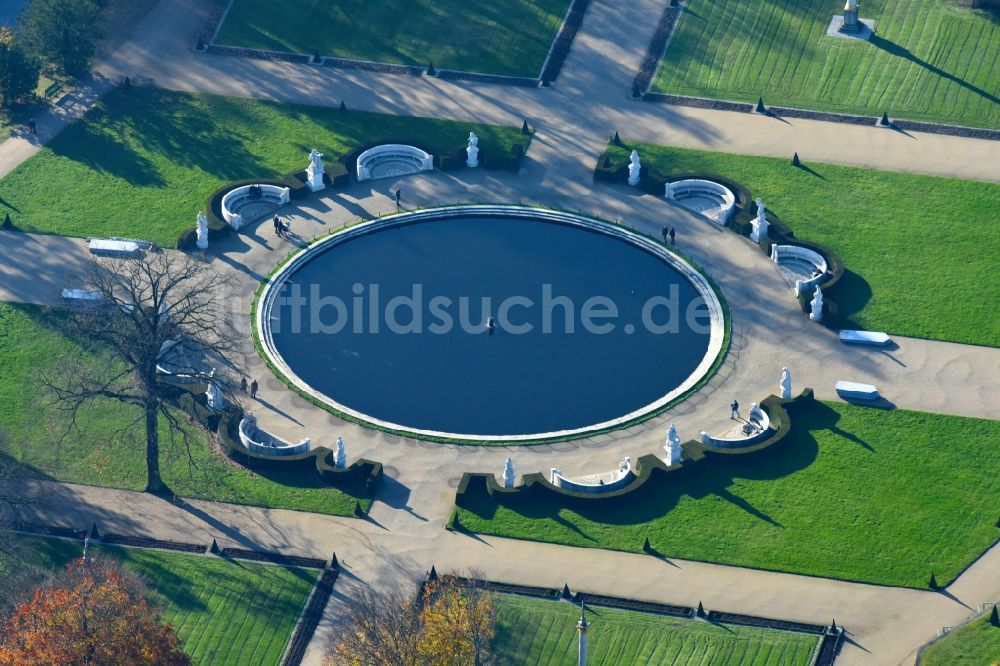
[827,269,873,330]
[469,400,873,533]
[97,546,208,613]
[48,89,272,187]
[869,35,1000,106]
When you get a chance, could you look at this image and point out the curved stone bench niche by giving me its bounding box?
[700,403,773,449]
[549,458,635,494]
[770,244,829,295]
[665,179,736,224]
[238,413,310,456]
[221,184,291,230]
[356,144,434,182]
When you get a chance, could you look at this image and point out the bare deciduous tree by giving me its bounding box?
[44,252,243,494]
[330,584,426,666]
[329,572,497,666]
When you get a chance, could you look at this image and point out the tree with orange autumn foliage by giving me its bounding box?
[0,557,190,666]
[418,575,496,666]
[329,573,495,666]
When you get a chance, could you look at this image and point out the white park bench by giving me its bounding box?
[839,330,892,347]
[88,238,143,258]
[835,380,880,401]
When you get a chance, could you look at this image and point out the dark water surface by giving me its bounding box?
[270,215,711,436]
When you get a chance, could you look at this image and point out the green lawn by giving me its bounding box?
[921,612,1000,666]
[492,594,819,665]
[0,302,367,516]
[0,86,527,247]
[455,399,1000,588]
[20,537,317,666]
[653,0,1000,128]
[215,0,570,77]
[604,142,1000,347]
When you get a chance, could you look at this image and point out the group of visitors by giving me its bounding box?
[240,376,259,399]
[273,214,290,237]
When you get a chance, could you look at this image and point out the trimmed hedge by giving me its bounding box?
[454,391,812,512]
[594,146,847,327]
[173,386,383,512]
[181,135,532,249]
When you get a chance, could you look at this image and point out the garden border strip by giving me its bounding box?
[281,568,340,666]
[200,0,594,87]
[430,572,844,660]
[640,93,1000,141]
[631,2,683,96]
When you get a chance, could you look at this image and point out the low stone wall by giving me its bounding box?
[453,391,810,511]
[700,406,772,449]
[221,183,291,229]
[238,414,310,456]
[771,244,830,294]
[356,144,434,181]
[665,178,736,224]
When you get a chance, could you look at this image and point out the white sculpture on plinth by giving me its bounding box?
[502,457,515,488]
[205,369,224,411]
[466,132,479,168]
[306,148,326,193]
[665,424,682,466]
[810,287,824,322]
[627,150,641,186]
[335,436,347,469]
[229,212,244,231]
[780,367,792,399]
[750,198,769,244]
[196,211,209,250]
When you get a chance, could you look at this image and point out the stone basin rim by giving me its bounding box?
[255,204,727,443]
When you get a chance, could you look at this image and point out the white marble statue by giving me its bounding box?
[627,150,642,186]
[466,132,479,168]
[196,211,209,250]
[502,457,515,488]
[205,369,224,410]
[810,287,824,322]
[750,198,770,243]
[306,148,326,193]
[665,424,682,466]
[229,212,244,231]
[780,367,792,399]
[335,436,347,469]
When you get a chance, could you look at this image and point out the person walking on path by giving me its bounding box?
[250,379,258,399]
[730,399,740,420]
[669,227,675,244]
[661,226,668,243]
[273,215,282,237]
[240,377,247,392]
[395,187,401,210]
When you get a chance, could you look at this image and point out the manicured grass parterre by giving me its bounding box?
[0,86,528,247]
[215,0,571,77]
[20,537,317,666]
[920,612,1000,666]
[491,594,819,665]
[653,0,1000,128]
[455,398,1000,588]
[0,302,368,516]
[603,142,1000,347]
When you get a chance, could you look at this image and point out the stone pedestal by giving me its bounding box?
[627,150,641,186]
[466,132,480,168]
[196,212,209,250]
[306,166,326,193]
